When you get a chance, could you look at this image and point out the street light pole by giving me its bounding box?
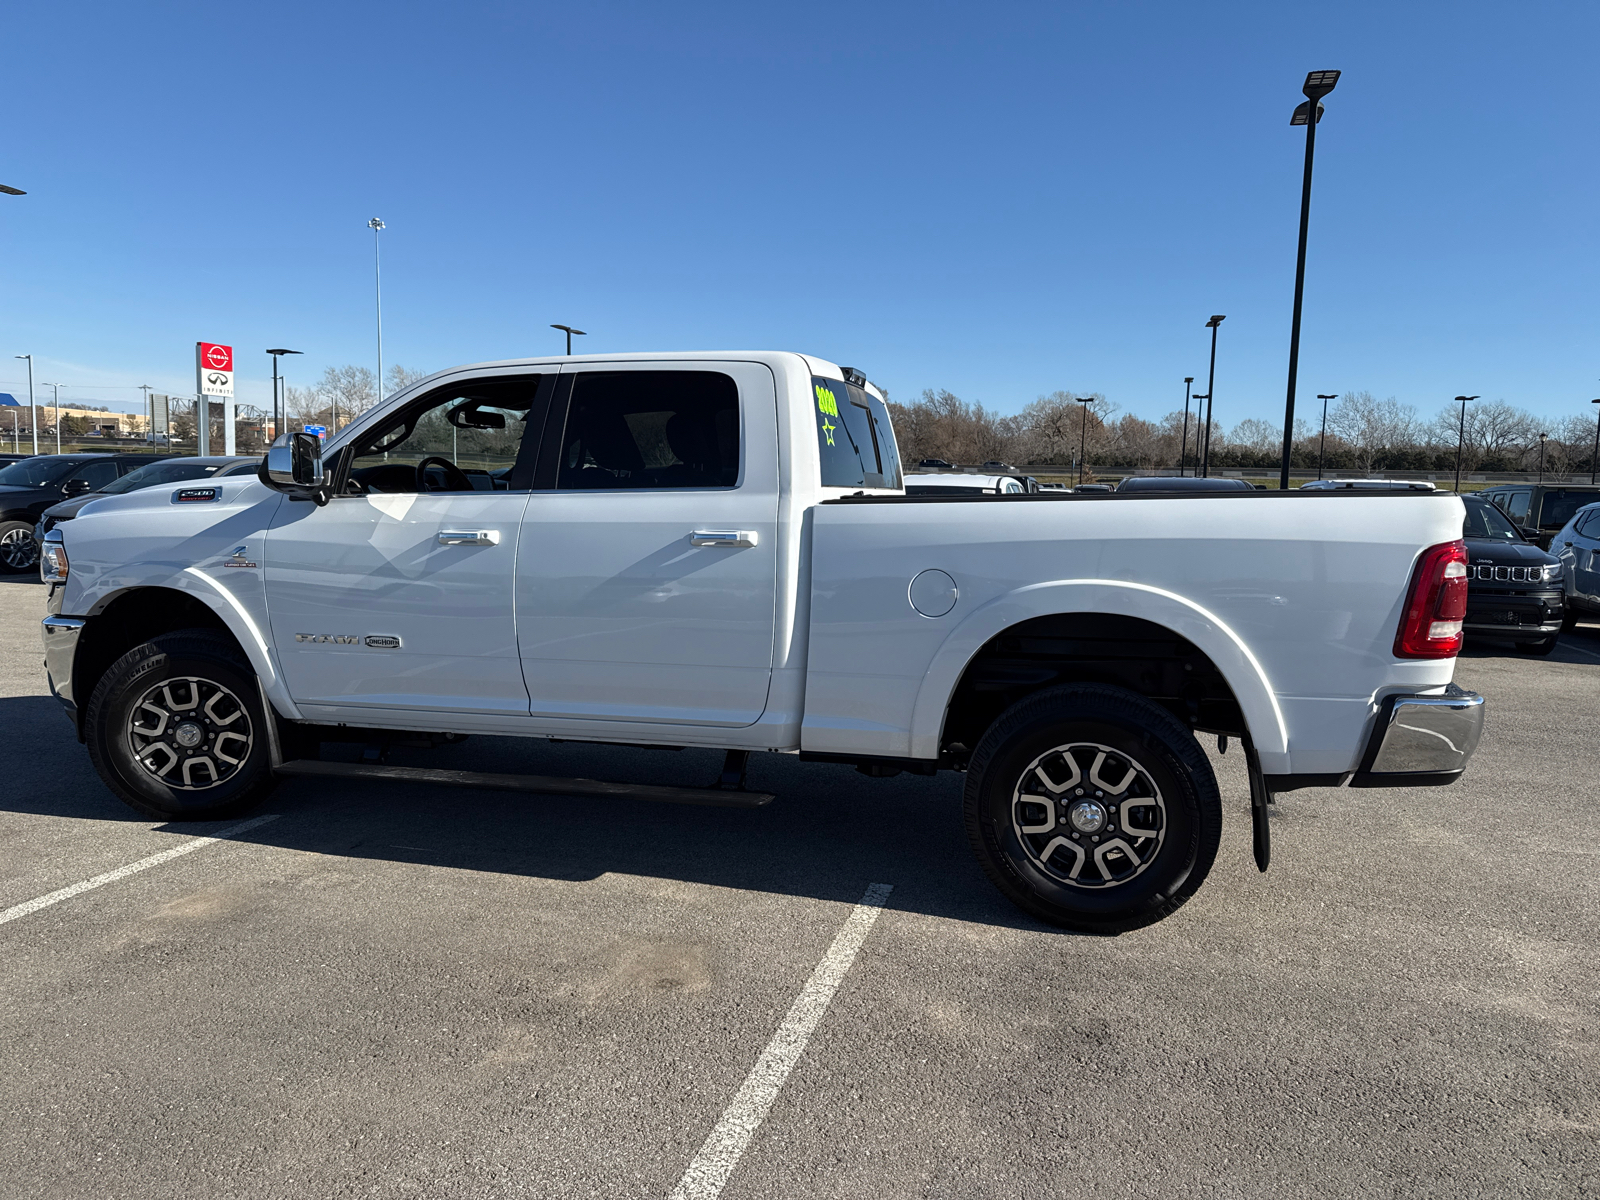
[1201,315,1225,478]
[266,349,302,443]
[1075,396,1096,486]
[42,383,62,453]
[13,355,35,456]
[1453,395,1480,493]
[1179,377,1194,476]
[551,324,586,355]
[1280,69,1341,492]
[1537,432,1547,483]
[1316,394,1337,480]
[1591,398,1600,485]
[368,218,385,398]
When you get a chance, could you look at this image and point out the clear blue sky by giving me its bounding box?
[2,1,1595,433]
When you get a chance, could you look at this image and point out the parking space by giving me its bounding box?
[2,574,1598,1199]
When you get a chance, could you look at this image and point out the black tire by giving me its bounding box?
[0,519,38,574]
[1517,635,1559,656]
[1562,608,1580,632]
[85,630,277,821]
[963,684,1222,934]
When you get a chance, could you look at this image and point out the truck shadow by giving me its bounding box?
[0,693,1048,933]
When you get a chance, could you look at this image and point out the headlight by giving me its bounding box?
[39,535,68,584]
[1544,563,1563,582]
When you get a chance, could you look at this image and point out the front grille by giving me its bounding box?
[1470,564,1548,582]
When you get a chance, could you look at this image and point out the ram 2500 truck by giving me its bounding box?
[38,352,1485,932]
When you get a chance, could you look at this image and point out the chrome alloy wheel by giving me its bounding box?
[125,676,254,790]
[1011,742,1167,889]
[0,526,38,570]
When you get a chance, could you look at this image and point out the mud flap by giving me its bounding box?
[1243,739,1272,873]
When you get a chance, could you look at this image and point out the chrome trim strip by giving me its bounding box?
[41,615,87,709]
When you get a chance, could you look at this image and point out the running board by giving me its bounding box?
[273,759,775,808]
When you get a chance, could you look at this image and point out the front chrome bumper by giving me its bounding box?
[1351,683,1485,788]
[41,615,85,720]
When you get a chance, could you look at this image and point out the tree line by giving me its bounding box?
[885,388,1600,475]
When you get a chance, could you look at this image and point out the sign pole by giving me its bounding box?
[195,343,209,456]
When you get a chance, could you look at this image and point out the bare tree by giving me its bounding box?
[385,364,430,397]
[318,365,378,429]
[1426,399,1537,468]
[1329,392,1419,472]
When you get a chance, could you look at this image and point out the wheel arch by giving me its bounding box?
[909,580,1289,771]
[73,581,293,736]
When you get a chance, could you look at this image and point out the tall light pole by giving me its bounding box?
[42,382,62,453]
[1280,69,1342,492]
[1178,377,1195,476]
[368,217,385,398]
[139,384,152,446]
[1453,395,1479,493]
[1075,395,1097,486]
[1201,315,1225,478]
[551,324,586,355]
[1591,398,1600,485]
[13,355,35,456]
[1537,431,1548,483]
[1316,394,1338,480]
[267,349,302,442]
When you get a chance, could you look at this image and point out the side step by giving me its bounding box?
[272,759,775,808]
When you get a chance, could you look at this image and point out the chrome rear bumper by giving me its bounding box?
[1351,683,1484,788]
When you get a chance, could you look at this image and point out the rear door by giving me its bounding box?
[1574,508,1600,605]
[514,362,780,726]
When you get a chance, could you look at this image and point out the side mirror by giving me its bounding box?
[62,478,93,496]
[260,432,328,503]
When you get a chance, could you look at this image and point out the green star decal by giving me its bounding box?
[821,416,836,446]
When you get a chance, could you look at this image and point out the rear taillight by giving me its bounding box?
[1394,539,1468,658]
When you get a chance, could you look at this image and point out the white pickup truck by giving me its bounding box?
[39,352,1484,932]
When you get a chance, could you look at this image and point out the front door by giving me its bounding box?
[515,362,780,727]
[264,371,552,717]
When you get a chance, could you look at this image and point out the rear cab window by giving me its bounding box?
[813,376,901,490]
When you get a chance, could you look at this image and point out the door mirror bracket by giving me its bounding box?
[260,432,331,506]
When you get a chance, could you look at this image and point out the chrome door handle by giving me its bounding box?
[437,530,500,546]
[690,530,758,548]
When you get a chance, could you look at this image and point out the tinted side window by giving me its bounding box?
[1578,510,1600,538]
[70,461,119,490]
[1504,490,1532,522]
[813,377,901,489]
[556,371,739,490]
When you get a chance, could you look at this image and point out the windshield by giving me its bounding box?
[813,377,902,489]
[100,460,223,494]
[1464,500,1521,540]
[0,458,80,488]
[1538,489,1600,529]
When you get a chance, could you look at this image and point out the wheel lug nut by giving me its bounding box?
[1091,835,1100,842]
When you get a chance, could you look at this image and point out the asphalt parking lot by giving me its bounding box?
[2,573,1597,1200]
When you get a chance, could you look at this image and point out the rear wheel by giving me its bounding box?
[0,520,38,573]
[963,684,1222,934]
[85,630,277,820]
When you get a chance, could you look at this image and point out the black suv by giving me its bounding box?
[0,453,169,572]
[1461,496,1565,654]
[1478,483,1600,550]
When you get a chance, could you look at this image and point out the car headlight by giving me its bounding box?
[1544,563,1563,582]
[39,534,68,584]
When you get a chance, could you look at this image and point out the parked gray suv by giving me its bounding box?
[1549,500,1600,629]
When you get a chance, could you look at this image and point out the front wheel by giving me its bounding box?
[1517,635,1560,656]
[963,684,1222,934]
[85,630,277,820]
[0,520,39,573]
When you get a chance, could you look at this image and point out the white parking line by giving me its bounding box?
[0,814,280,927]
[1561,639,1600,661]
[668,882,894,1200]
